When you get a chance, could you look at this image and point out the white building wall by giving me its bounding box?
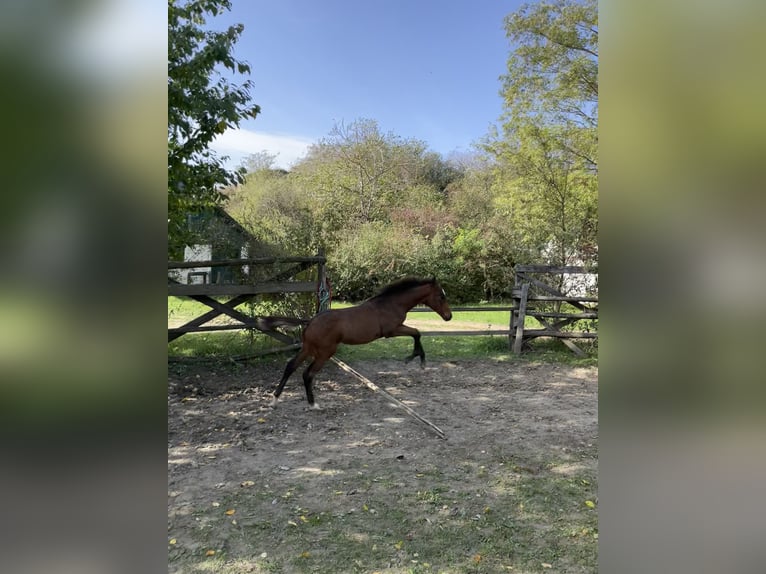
[169,244,213,284]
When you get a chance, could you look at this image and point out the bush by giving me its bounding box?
[328,222,488,303]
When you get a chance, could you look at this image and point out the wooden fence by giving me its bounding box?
[168,260,597,356]
[510,265,598,356]
[168,254,327,344]
[407,264,597,356]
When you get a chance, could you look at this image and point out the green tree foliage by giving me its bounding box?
[503,0,597,141]
[293,119,434,242]
[231,167,317,253]
[167,0,260,258]
[488,0,598,266]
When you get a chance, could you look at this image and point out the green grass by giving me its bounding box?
[332,300,514,328]
[170,299,518,330]
[168,296,212,319]
[168,329,595,367]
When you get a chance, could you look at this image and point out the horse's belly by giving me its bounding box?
[304,311,379,346]
[341,327,381,345]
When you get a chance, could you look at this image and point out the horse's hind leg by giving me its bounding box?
[302,350,334,409]
[271,347,309,407]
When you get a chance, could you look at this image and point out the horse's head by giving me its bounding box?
[425,278,452,321]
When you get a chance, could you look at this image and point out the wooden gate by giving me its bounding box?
[168,253,327,347]
[510,265,598,356]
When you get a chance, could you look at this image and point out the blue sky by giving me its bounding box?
[209,0,524,169]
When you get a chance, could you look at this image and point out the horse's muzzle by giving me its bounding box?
[443,311,452,321]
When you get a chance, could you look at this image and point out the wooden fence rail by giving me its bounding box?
[167,256,326,269]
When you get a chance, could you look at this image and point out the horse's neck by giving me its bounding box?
[396,286,429,312]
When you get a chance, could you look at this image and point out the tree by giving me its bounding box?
[294,119,433,240]
[240,150,279,174]
[168,0,260,258]
[501,0,597,167]
[486,0,597,267]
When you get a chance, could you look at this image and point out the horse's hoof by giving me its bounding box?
[309,402,321,411]
[404,356,413,364]
[269,396,278,408]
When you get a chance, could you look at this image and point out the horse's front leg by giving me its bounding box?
[391,324,426,368]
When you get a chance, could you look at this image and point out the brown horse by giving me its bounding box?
[271,277,452,408]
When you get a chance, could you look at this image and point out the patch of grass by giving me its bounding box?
[330,301,514,328]
[168,295,210,318]
[168,330,296,360]
[437,304,514,328]
[521,339,598,367]
[168,329,596,367]
[168,297,596,366]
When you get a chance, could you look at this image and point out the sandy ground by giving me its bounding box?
[168,357,597,572]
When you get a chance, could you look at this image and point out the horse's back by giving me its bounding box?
[304,304,381,346]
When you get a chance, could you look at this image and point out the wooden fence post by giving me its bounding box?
[512,283,530,354]
[316,248,330,313]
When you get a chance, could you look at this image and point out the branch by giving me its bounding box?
[331,358,447,440]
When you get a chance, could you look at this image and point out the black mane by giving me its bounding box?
[369,277,436,300]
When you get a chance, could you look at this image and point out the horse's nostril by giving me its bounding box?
[445,313,452,321]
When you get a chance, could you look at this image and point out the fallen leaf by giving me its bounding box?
[206,550,216,556]
[257,418,267,423]
[473,554,483,563]
[541,563,552,568]
[362,504,369,512]
[300,551,311,559]
[299,515,308,523]
[585,500,595,508]
[288,520,298,527]
[240,480,255,487]
[211,502,220,507]
[169,538,177,545]
[225,509,236,515]
[394,541,403,550]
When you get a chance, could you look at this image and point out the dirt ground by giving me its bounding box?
[168,357,598,573]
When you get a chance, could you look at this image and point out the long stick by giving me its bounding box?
[330,357,446,440]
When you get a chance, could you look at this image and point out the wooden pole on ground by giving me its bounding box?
[330,357,446,440]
